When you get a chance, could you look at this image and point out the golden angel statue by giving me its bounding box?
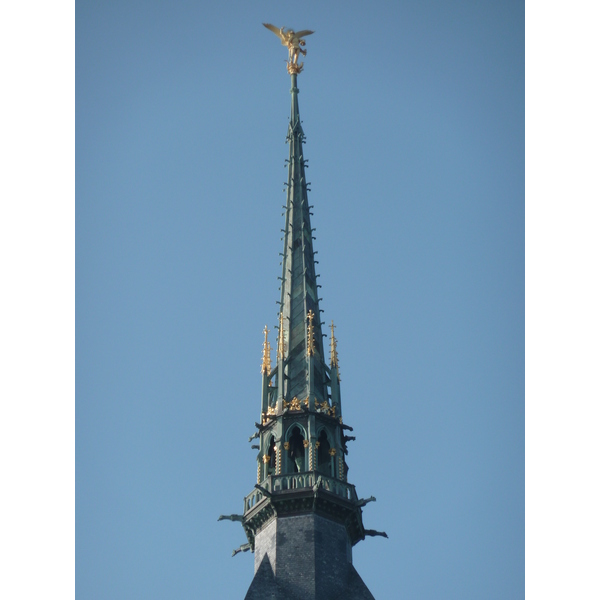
[263,23,314,74]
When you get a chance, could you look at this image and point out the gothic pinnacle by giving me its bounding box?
[261,326,272,374]
[330,321,338,367]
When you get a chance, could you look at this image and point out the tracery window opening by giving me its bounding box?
[287,426,306,474]
[317,429,333,477]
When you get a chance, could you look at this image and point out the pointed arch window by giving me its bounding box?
[286,426,306,473]
[266,436,276,475]
[317,429,334,477]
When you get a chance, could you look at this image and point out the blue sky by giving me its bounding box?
[75,1,524,598]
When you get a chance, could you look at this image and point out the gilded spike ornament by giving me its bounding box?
[307,310,316,357]
[260,326,272,374]
[276,311,286,361]
[330,321,339,368]
[263,23,314,74]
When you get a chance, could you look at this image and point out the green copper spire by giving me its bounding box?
[275,72,329,410]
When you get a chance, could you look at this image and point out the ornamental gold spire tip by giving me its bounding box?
[330,320,340,379]
[330,321,338,367]
[261,325,272,374]
[263,23,314,74]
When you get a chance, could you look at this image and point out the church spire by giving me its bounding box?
[219,28,385,599]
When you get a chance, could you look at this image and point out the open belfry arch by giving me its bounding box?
[218,25,386,600]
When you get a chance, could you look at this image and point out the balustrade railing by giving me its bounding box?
[244,472,358,513]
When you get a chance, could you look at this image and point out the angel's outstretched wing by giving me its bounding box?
[263,23,284,41]
[294,30,314,39]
